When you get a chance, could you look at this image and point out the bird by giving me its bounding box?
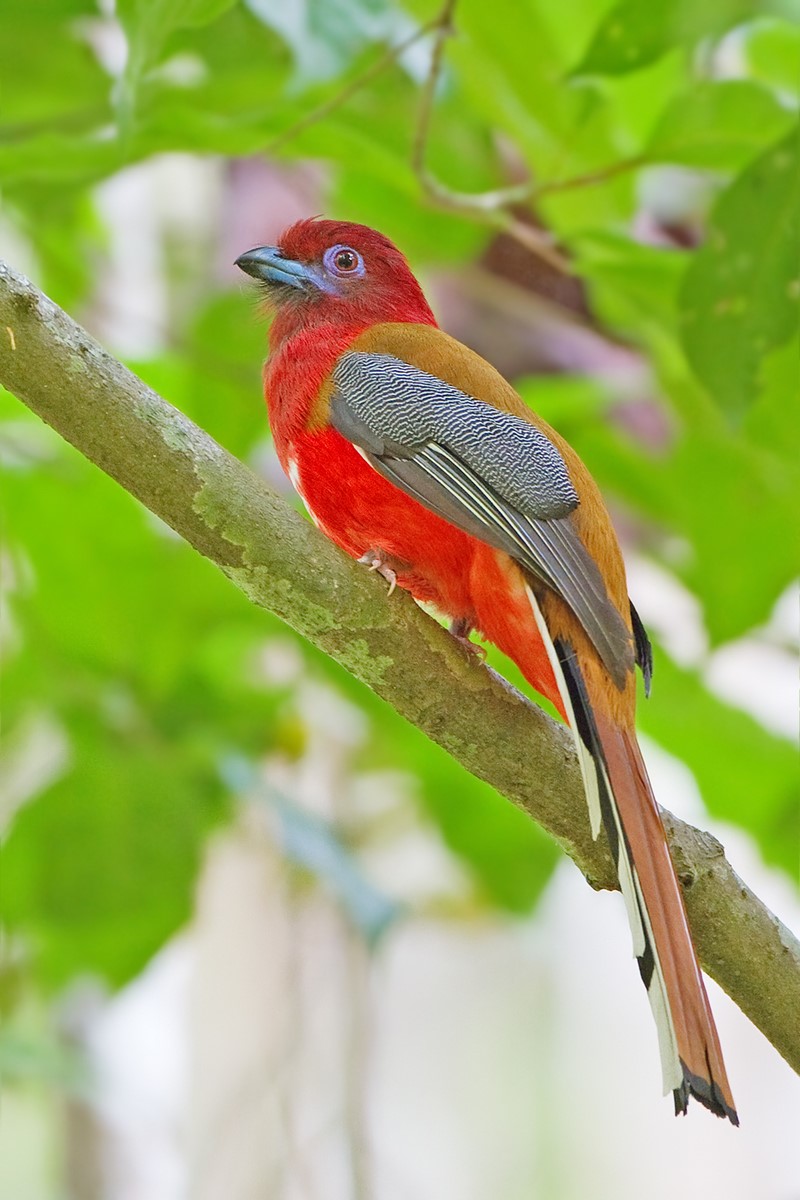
[236,217,738,1124]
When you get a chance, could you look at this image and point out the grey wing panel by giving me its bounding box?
[374,443,632,687]
[514,508,633,687]
[362,450,518,551]
[332,352,579,521]
[330,353,633,687]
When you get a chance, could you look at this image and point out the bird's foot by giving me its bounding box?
[448,617,487,661]
[358,548,400,596]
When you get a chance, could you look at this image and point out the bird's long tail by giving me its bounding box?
[526,588,738,1123]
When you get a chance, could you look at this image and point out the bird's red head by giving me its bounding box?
[236,218,436,344]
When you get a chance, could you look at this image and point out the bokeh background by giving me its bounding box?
[1,1,799,1197]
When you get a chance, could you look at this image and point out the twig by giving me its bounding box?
[258,0,641,279]
[413,0,477,198]
[534,154,648,200]
[411,0,526,214]
[408,2,649,273]
[412,0,534,216]
[1,259,799,1080]
[264,17,441,157]
[500,214,572,274]
[410,0,571,274]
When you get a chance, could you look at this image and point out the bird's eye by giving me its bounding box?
[324,245,364,276]
[334,248,358,271]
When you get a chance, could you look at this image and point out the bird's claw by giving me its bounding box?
[358,549,397,596]
[449,618,487,661]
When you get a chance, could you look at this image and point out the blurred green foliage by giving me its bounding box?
[681,127,800,416]
[1,0,798,1021]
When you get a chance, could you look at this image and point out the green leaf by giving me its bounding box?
[4,189,104,314]
[321,71,495,261]
[116,3,294,157]
[0,1,109,129]
[574,232,686,329]
[331,169,487,263]
[662,428,799,642]
[573,0,757,76]
[454,0,574,151]
[243,0,405,86]
[130,294,268,461]
[116,0,239,66]
[638,643,800,881]
[743,16,800,100]
[0,721,227,990]
[745,337,800,463]
[646,80,794,169]
[115,0,239,131]
[680,126,800,418]
[0,132,123,190]
[451,0,639,231]
[0,427,293,725]
[517,366,799,644]
[0,0,115,196]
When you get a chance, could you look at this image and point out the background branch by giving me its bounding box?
[410,0,571,274]
[263,16,441,157]
[1,260,798,1077]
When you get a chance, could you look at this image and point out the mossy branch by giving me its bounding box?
[1,260,798,1080]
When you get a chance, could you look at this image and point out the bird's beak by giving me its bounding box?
[235,245,314,291]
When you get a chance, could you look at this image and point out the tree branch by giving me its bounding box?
[410,0,571,275]
[1,260,798,1079]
